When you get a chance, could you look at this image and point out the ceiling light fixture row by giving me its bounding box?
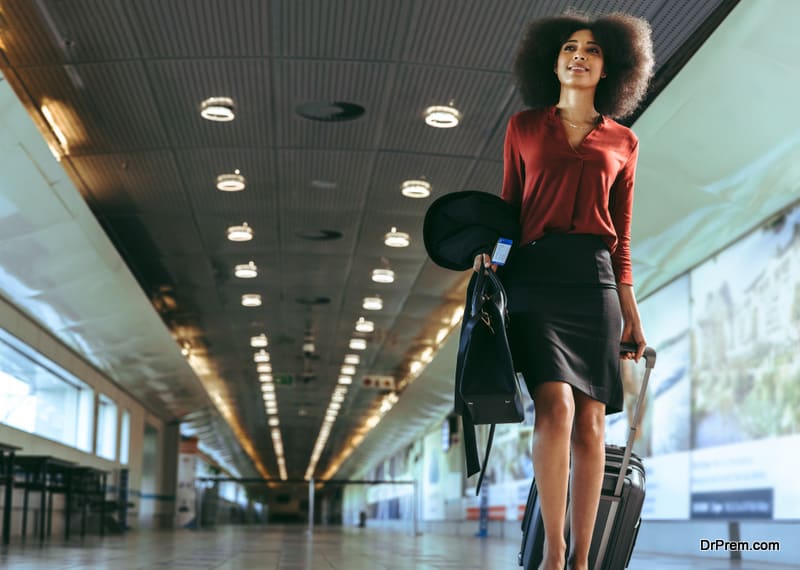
[305,344,362,479]
[261,368,287,480]
[304,382,351,480]
[317,391,400,481]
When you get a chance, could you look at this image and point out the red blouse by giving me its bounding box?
[501,106,639,285]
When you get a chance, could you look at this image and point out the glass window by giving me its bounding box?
[0,329,94,449]
[96,394,118,460]
[119,409,130,464]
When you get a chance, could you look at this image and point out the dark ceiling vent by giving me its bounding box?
[295,101,365,122]
[295,296,331,306]
[296,229,342,241]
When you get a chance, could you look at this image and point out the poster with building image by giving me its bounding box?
[689,204,800,519]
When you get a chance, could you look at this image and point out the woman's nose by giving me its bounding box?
[573,52,586,60]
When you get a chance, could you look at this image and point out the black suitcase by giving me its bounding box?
[519,345,656,570]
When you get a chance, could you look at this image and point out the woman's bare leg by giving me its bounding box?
[567,388,607,570]
[532,382,575,570]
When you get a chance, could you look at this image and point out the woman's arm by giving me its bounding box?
[618,284,646,361]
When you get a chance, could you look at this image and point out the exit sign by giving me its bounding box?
[275,374,293,385]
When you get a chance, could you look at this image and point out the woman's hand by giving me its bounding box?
[618,284,647,362]
[473,253,498,273]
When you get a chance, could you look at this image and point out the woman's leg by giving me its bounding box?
[532,381,575,570]
[567,388,607,570]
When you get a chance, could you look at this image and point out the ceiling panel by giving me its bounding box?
[402,0,534,69]
[18,62,169,154]
[70,152,189,214]
[270,0,412,60]
[272,60,393,150]
[146,59,274,148]
[378,65,516,156]
[128,0,270,58]
[366,152,475,216]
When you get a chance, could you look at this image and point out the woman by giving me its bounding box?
[473,13,654,570]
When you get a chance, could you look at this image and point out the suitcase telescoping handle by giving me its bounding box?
[614,343,656,498]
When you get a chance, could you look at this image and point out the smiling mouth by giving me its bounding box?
[568,66,589,72]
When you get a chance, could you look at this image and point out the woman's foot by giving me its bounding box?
[538,540,567,570]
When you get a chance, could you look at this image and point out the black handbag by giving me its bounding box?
[459,269,524,424]
[457,268,524,493]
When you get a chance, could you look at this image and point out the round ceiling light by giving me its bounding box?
[235,261,258,278]
[344,354,360,365]
[257,363,272,374]
[349,338,367,351]
[338,375,353,385]
[362,296,383,311]
[355,317,375,333]
[250,334,268,348]
[216,171,246,192]
[341,364,356,376]
[384,227,410,248]
[241,294,262,307]
[200,96,236,122]
[371,268,395,283]
[268,417,280,427]
[401,179,431,199]
[254,350,270,363]
[259,374,273,383]
[227,223,253,242]
[424,105,461,128]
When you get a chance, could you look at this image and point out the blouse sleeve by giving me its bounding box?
[501,116,523,209]
[609,139,638,286]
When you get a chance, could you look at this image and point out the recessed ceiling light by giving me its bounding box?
[259,374,273,383]
[256,363,271,374]
[216,172,246,192]
[355,317,374,333]
[401,179,431,198]
[384,227,410,248]
[424,105,461,128]
[362,296,383,311]
[344,354,360,365]
[200,96,236,122]
[295,101,365,122]
[371,268,395,283]
[262,384,275,392]
[254,350,270,363]
[263,392,275,401]
[241,294,261,307]
[227,223,253,242]
[341,364,356,376]
[349,338,367,350]
[268,417,279,426]
[251,334,268,348]
[435,328,449,344]
[235,261,258,278]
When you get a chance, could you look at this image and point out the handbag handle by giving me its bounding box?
[470,269,507,318]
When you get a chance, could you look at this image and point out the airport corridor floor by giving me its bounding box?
[0,525,797,569]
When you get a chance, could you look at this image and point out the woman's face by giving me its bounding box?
[555,29,605,88]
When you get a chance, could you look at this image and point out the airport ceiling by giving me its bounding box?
[0,0,736,480]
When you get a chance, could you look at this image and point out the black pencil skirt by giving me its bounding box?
[498,234,624,414]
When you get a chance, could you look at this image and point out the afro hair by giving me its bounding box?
[513,13,654,119]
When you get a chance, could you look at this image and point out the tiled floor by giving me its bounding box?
[0,525,797,569]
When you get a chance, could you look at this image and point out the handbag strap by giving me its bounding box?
[475,423,496,496]
[471,269,507,319]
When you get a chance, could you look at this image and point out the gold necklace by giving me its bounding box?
[559,112,600,130]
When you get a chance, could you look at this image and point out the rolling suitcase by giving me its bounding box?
[519,344,656,570]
